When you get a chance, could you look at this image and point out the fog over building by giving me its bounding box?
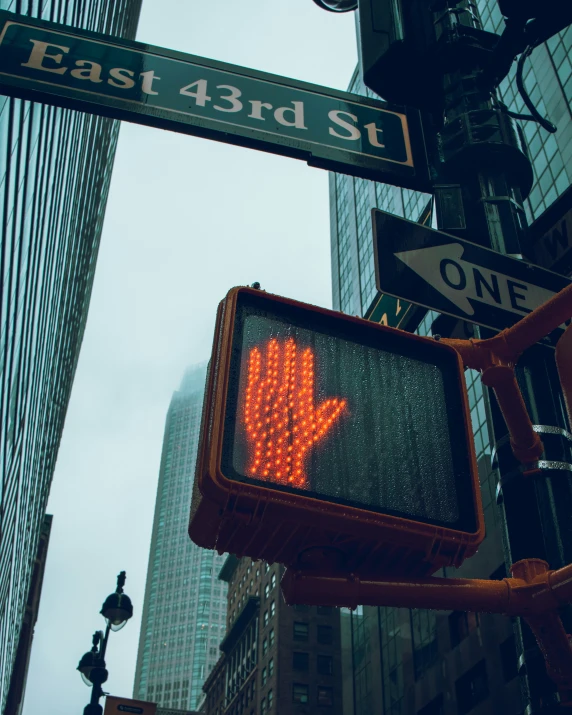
[133,364,228,711]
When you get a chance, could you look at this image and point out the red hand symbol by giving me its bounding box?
[243,337,347,488]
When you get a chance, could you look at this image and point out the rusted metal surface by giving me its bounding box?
[282,558,572,690]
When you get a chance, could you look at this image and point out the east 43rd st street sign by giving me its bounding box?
[0,11,429,191]
[373,209,572,337]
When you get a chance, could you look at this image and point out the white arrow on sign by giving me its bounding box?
[395,243,557,317]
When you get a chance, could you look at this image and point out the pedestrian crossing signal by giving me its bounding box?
[189,287,484,578]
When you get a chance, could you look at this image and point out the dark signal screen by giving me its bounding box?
[221,292,477,532]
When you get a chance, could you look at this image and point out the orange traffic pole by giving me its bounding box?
[282,559,572,690]
[556,324,572,426]
[281,568,510,612]
[486,282,572,360]
[480,362,545,464]
[281,559,571,616]
[440,282,572,466]
[442,337,544,463]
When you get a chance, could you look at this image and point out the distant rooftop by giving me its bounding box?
[178,362,208,396]
[218,554,240,583]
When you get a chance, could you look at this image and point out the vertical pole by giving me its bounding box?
[426,1,572,711]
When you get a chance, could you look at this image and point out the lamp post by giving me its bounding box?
[77,572,133,715]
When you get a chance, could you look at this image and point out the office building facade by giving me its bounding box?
[202,555,342,715]
[0,1,141,711]
[133,365,228,711]
[329,3,572,714]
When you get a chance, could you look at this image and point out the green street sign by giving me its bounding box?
[365,292,420,330]
[0,11,429,192]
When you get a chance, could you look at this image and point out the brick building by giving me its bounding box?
[202,555,343,715]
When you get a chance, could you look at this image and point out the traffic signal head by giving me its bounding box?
[357,0,440,110]
[189,287,484,578]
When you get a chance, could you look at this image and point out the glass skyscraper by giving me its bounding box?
[330,4,571,714]
[0,1,141,711]
[133,365,228,712]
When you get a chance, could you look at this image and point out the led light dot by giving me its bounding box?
[243,338,347,488]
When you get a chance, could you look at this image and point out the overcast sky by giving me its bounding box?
[22,2,357,713]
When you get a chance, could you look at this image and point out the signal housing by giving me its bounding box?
[189,287,484,578]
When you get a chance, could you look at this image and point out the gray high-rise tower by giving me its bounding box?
[133,364,227,712]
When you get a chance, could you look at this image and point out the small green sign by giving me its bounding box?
[365,292,419,329]
[0,10,429,191]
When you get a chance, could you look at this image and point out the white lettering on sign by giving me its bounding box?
[21,39,162,93]
[21,39,69,74]
[70,60,103,83]
[328,110,361,140]
[248,100,273,120]
[214,84,243,113]
[328,113,385,147]
[180,78,211,105]
[140,70,161,95]
[108,67,136,89]
[364,122,385,148]
[274,101,307,129]
[18,37,398,155]
[395,243,559,317]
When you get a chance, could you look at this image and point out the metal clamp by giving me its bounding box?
[492,425,572,469]
[496,460,572,503]
[532,424,572,443]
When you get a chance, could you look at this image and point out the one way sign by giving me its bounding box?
[373,209,571,335]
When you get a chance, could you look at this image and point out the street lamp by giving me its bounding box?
[77,572,133,715]
[311,0,357,11]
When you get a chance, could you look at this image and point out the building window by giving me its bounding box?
[270,600,276,618]
[262,666,267,686]
[268,690,273,708]
[317,654,333,675]
[271,573,276,590]
[269,628,275,648]
[411,609,439,680]
[263,638,268,655]
[261,698,267,714]
[500,635,518,682]
[293,652,309,671]
[264,583,270,599]
[455,660,489,715]
[268,657,274,677]
[317,625,333,644]
[264,610,269,627]
[449,611,479,648]
[293,622,309,641]
[317,606,333,615]
[417,694,444,715]
[293,683,309,704]
[317,686,334,706]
